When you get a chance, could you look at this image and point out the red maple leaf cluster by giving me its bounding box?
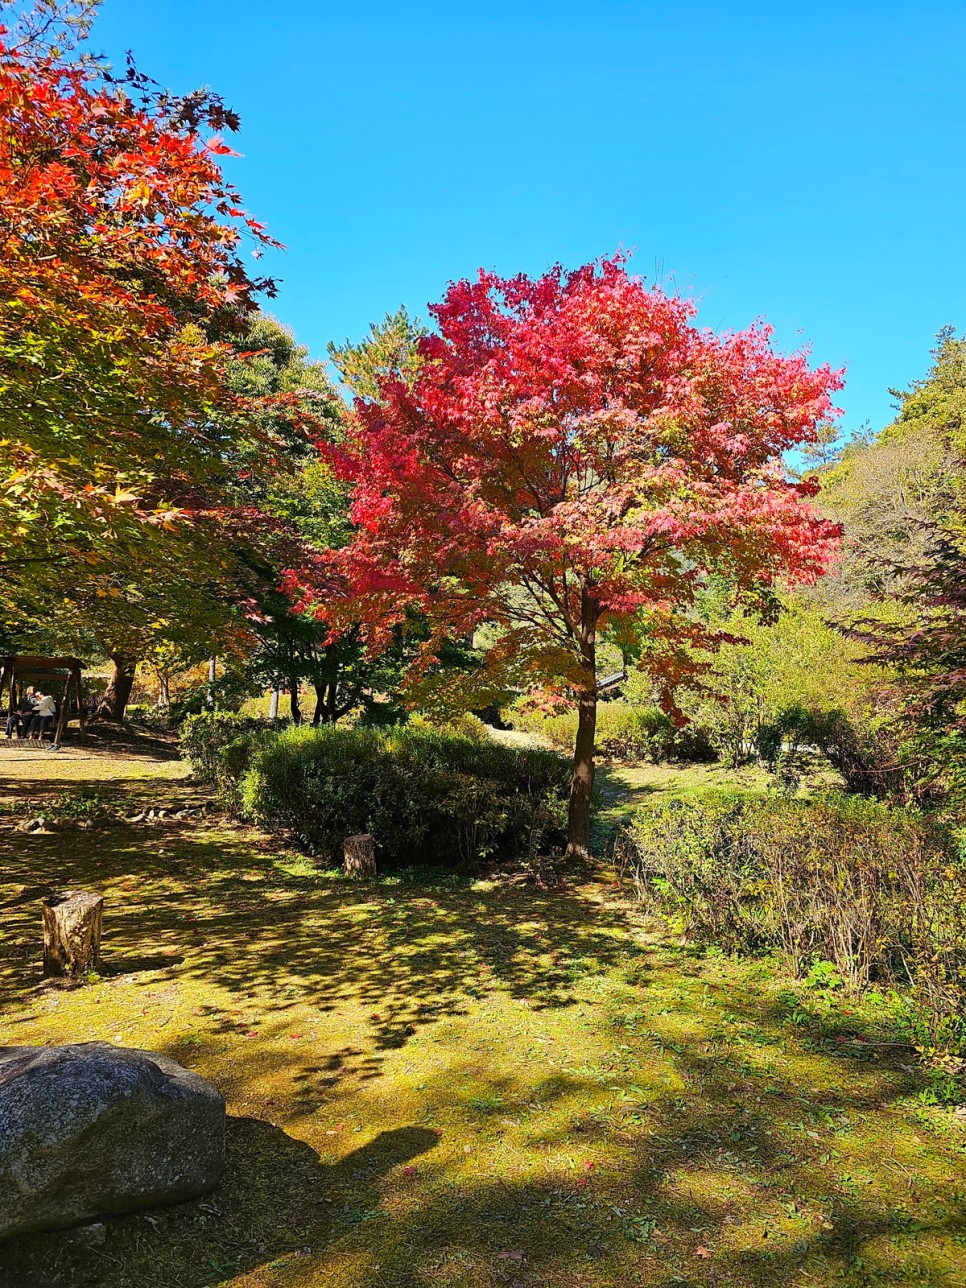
[289,257,843,854]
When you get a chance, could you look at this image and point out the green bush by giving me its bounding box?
[409,711,490,743]
[240,724,570,870]
[507,699,716,763]
[617,793,966,1053]
[181,713,276,812]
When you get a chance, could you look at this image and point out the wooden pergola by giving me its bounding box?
[0,655,86,745]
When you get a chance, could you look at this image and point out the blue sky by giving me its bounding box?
[92,0,965,434]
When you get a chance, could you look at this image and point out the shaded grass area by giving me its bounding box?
[0,728,192,811]
[594,760,849,844]
[0,753,964,1286]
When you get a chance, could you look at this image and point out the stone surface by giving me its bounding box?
[0,1042,225,1241]
[64,1221,106,1247]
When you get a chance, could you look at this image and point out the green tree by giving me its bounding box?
[328,307,426,400]
[831,331,966,799]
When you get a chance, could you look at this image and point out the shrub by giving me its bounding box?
[239,724,570,870]
[595,703,674,759]
[507,698,716,763]
[616,793,966,1053]
[181,713,275,812]
[128,704,181,734]
[755,702,927,801]
[409,711,490,743]
[665,720,718,764]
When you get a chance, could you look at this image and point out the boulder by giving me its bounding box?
[0,1042,225,1241]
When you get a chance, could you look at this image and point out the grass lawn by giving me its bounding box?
[0,739,964,1287]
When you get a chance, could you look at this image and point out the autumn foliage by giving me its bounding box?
[298,259,843,855]
[0,30,277,598]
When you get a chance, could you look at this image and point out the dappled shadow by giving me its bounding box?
[1,1018,961,1288]
[285,961,962,1286]
[1,797,965,1284]
[595,949,964,1285]
[0,826,636,1054]
[104,953,187,975]
[0,1122,439,1288]
[63,725,184,761]
[0,778,207,814]
[0,728,195,815]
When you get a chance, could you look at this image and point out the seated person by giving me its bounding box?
[25,691,57,742]
[5,686,38,739]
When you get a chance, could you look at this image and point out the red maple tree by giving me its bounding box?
[297,259,843,858]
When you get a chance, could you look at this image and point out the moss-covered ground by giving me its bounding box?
[0,738,964,1287]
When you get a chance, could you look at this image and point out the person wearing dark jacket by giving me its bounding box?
[5,686,38,739]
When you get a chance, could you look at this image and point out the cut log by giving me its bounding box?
[42,892,103,978]
[343,834,377,878]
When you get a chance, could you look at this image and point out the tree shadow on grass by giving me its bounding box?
[0,826,639,1048]
[293,985,964,1287]
[0,1122,440,1288]
[2,824,964,1284]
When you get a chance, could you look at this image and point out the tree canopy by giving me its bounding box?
[0,18,340,713]
[295,258,844,855]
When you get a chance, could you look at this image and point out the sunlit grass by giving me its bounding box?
[0,749,963,1286]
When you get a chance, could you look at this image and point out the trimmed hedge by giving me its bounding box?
[182,714,571,869]
[181,713,275,813]
[617,792,966,1053]
[242,724,569,868]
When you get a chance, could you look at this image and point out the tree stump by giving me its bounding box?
[343,834,377,878]
[42,892,103,978]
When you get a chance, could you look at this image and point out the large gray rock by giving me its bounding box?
[0,1042,225,1241]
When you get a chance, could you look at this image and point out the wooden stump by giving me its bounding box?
[42,892,103,978]
[343,834,377,878]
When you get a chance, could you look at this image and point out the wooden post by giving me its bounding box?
[42,892,104,978]
[343,834,377,878]
[53,672,70,746]
[75,665,87,733]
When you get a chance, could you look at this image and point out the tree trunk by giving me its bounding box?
[311,674,340,726]
[343,834,377,877]
[42,892,103,978]
[565,587,599,862]
[95,654,137,722]
[311,686,324,727]
[289,680,301,725]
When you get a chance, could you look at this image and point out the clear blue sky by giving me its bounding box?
[93,0,965,434]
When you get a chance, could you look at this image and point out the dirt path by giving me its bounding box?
[0,727,202,812]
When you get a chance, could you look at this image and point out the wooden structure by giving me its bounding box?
[598,668,628,694]
[42,891,103,977]
[0,655,86,745]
